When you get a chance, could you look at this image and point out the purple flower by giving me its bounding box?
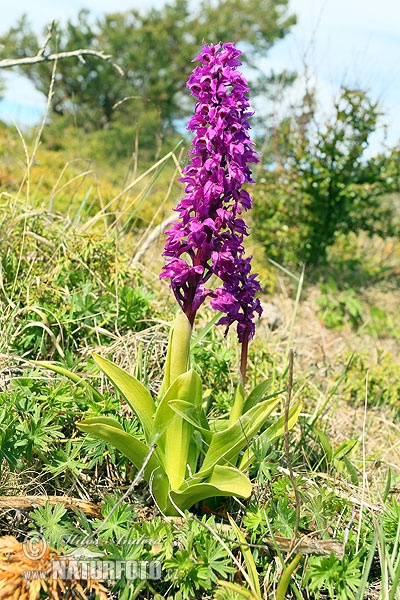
[160,42,263,343]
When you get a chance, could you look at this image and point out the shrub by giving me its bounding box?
[253,87,400,272]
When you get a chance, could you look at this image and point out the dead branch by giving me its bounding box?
[0,495,102,517]
[166,517,345,559]
[0,49,124,75]
[0,20,124,75]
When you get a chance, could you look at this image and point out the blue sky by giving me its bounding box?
[1,0,399,153]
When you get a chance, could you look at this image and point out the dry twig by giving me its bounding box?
[0,21,123,75]
[0,495,102,518]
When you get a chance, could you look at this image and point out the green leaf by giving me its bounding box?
[165,414,193,491]
[207,465,252,497]
[332,439,358,460]
[77,418,170,511]
[77,418,151,467]
[342,455,359,486]
[169,465,251,512]
[168,399,211,438]
[92,353,156,440]
[228,515,261,598]
[154,369,202,490]
[276,553,302,600]
[154,369,202,434]
[238,399,302,470]
[78,415,124,430]
[199,395,281,475]
[315,428,333,462]
[32,360,105,403]
[189,311,223,351]
[229,381,245,425]
[242,379,271,413]
[159,311,192,396]
[216,581,258,599]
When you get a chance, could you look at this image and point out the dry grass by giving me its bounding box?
[0,535,108,600]
[257,275,400,488]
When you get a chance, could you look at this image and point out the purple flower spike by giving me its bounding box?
[160,42,263,345]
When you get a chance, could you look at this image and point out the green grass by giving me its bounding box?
[0,120,399,600]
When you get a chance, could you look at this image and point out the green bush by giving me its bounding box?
[253,87,400,273]
[0,203,155,358]
[341,351,400,410]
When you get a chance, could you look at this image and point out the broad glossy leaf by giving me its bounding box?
[169,465,251,511]
[165,398,209,488]
[159,311,192,395]
[153,369,202,438]
[186,430,202,481]
[92,353,155,440]
[77,418,152,466]
[206,417,232,433]
[77,415,124,430]
[168,399,211,438]
[208,464,252,497]
[166,413,193,490]
[154,369,202,490]
[199,395,281,475]
[77,418,169,510]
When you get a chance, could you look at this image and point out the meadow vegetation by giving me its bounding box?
[0,6,399,599]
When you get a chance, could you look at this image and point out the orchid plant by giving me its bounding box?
[36,42,301,516]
